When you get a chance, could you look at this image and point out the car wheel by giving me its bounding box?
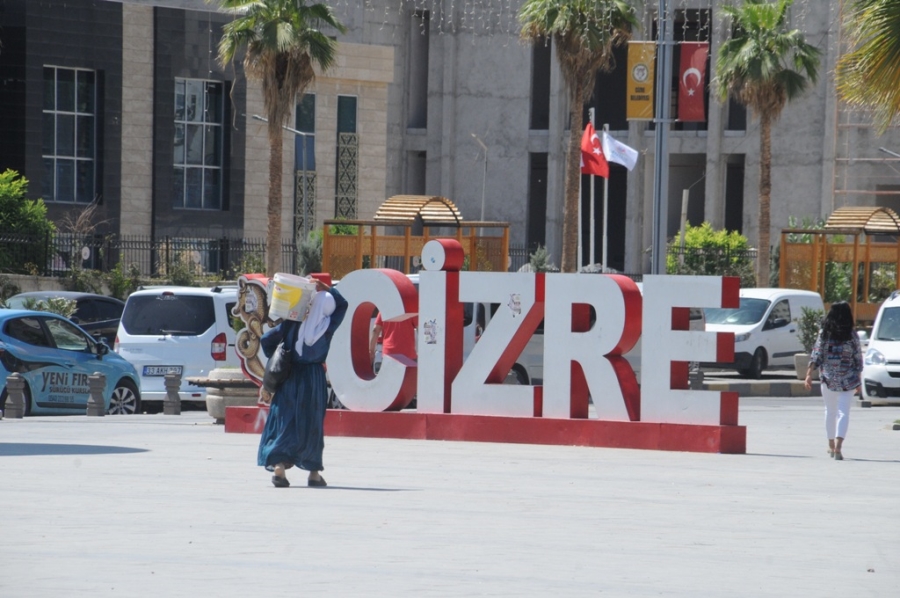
[108,380,141,415]
[503,366,529,385]
[744,348,766,380]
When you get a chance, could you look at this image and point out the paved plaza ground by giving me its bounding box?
[1,398,898,597]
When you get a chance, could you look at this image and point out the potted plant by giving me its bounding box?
[795,306,824,380]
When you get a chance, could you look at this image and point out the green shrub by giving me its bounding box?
[107,262,143,300]
[0,275,20,306]
[528,245,558,273]
[667,222,755,286]
[0,169,56,273]
[329,219,358,236]
[66,266,103,294]
[298,229,323,275]
[798,306,825,354]
[21,297,77,319]
[232,253,266,278]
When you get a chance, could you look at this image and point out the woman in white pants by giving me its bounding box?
[804,302,863,460]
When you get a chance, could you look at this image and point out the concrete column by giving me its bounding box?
[164,373,182,416]
[119,3,154,238]
[4,373,26,419]
[87,373,106,417]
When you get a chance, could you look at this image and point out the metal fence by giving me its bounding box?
[666,246,757,285]
[507,243,532,272]
[0,232,299,279]
[1,232,754,282]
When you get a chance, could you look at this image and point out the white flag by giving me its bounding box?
[602,132,639,171]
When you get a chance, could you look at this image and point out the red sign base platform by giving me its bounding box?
[225,406,746,454]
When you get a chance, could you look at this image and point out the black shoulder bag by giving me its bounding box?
[262,341,292,394]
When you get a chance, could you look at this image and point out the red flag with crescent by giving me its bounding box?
[678,42,708,122]
[580,122,609,178]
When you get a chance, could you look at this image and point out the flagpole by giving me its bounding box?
[651,0,674,275]
[602,123,611,269]
[578,167,583,269]
[589,108,596,266]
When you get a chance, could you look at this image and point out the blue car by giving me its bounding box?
[0,309,141,415]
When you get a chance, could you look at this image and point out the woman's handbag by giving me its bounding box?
[262,341,292,394]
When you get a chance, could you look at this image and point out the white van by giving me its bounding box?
[114,285,239,410]
[704,288,824,378]
[862,290,900,404]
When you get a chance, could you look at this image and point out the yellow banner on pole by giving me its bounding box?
[627,42,656,121]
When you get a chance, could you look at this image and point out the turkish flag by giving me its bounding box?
[580,122,609,178]
[678,42,708,122]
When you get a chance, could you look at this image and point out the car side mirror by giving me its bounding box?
[764,317,788,330]
[94,341,110,358]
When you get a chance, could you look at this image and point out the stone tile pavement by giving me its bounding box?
[1,398,898,597]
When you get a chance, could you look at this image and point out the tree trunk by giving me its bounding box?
[266,126,284,277]
[561,84,584,273]
[757,112,772,287]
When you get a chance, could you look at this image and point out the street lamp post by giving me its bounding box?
[472,133,488,222]
[252,114,311,246]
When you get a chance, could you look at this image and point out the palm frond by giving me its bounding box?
[836,0,900,133]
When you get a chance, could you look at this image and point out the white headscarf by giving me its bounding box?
[295,291,336,357]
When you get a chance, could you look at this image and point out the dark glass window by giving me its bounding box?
[530,39,551,130]
[296,94,315,133]
[121,294,216,336]
[173,78,224,210]
[6,317,51,347]
[295,94,316,171]
[42,67,96,203]
[337,96,357,133]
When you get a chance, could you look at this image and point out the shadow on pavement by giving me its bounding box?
[743,453,811,459]
[0,443,149,457]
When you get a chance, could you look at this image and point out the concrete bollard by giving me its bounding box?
[689,367,704,391]
[164,372,182,415]
[4,373,26,419]
[86,372,106,417]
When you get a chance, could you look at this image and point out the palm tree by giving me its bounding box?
[215,0,345,276]
[519,0,639,273]
[714,0,820,287]
[836,0,900,133]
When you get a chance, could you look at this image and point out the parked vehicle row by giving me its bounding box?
[5,291,124,342]
[0,309,140,415]
[114,285,240,412]
[704,288,825,379]
[8,277,898,415]
[862,290,900,405]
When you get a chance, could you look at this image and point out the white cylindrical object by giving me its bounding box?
[269,273,317,321]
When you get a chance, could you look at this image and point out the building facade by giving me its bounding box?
[1,0,898,274]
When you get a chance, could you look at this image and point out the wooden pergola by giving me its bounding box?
[322,195,509,280]
[779,206,900,323]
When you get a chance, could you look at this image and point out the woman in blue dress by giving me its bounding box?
[258,279,348,487]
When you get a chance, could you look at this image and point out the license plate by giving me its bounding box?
[143,365,183,377]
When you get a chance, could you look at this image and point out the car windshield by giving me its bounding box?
[121,294,215,336]
[704,298,770,325]
[875,307,900,341]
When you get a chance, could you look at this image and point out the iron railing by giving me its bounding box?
[0,232,298,279]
